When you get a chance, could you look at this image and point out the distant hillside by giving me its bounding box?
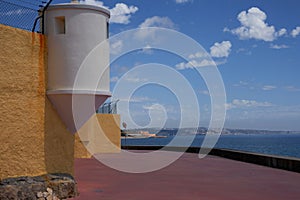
[123,127,300,136]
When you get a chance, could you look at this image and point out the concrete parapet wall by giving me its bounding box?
[122,146,300,173]
[209,148,300,173]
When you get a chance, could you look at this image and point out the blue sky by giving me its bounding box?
[52,0,300,130]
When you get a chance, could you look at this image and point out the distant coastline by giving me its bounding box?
[121,132,300,158]
[122,127,300,138]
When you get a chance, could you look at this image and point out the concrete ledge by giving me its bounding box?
[122,146,300,173]
[0,173,78,200]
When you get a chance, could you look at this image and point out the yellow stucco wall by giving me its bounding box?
[44,98,75,174]
[0,24,74,180]
[74,134,92,158]
[0,24,120,180]
[75,114,121,157]
[94,114,121,153]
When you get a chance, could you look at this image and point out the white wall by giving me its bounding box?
[45,4,110,95]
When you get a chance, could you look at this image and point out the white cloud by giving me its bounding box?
[142,104,168,125]
[139,45,154,55]
[210,41,232,58]
[199,90,209,95]
[112,65,130,75]
[0,9,35,16]
[236,48,252,55]
[284,86,300,92]
[275,28,287,37]
[143,104,177,115]
[110,40,123,55]
[270,44,289,49]
[226,99,274,110]
[135,16,175,40]
[233,81,249,87]
[262,85,277,91]
[236,48,246,53]
[124,76,148,83]
[188,51,208,59]
[143,104,162,110]
[175,59,215,70]
[110,3,138,24]
[79,0,138,24]
[175,62,189,70]
[175,0,192,4]
[79,0,105,7]
[225,7,286,42]
[110,76,119,82]
[291,27,300,38]
[139,16,175,29]
[122,97,154,103]
[132,97,155,103]
[175,50,227,70]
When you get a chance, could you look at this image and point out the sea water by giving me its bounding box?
[121,133,300,158]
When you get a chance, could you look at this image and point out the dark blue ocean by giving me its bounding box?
[121,133,300,158]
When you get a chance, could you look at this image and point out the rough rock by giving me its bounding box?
[0,173,77,200]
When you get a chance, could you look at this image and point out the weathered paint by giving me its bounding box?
[0,24,74,180]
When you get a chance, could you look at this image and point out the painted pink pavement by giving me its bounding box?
[71,152,300,200]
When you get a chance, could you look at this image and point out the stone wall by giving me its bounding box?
[0,174,77,199]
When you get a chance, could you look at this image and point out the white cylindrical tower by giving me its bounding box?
[45,3,111,133]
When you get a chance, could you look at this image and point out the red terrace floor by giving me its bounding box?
[70,152,300,200]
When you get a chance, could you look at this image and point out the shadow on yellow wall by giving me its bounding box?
[75,114,120,158]
[44,98,75,175]
[0,24,120,180]
[0,24,74,180]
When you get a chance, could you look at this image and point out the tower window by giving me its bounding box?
[55,16,65,34]
[106,21,109,38]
